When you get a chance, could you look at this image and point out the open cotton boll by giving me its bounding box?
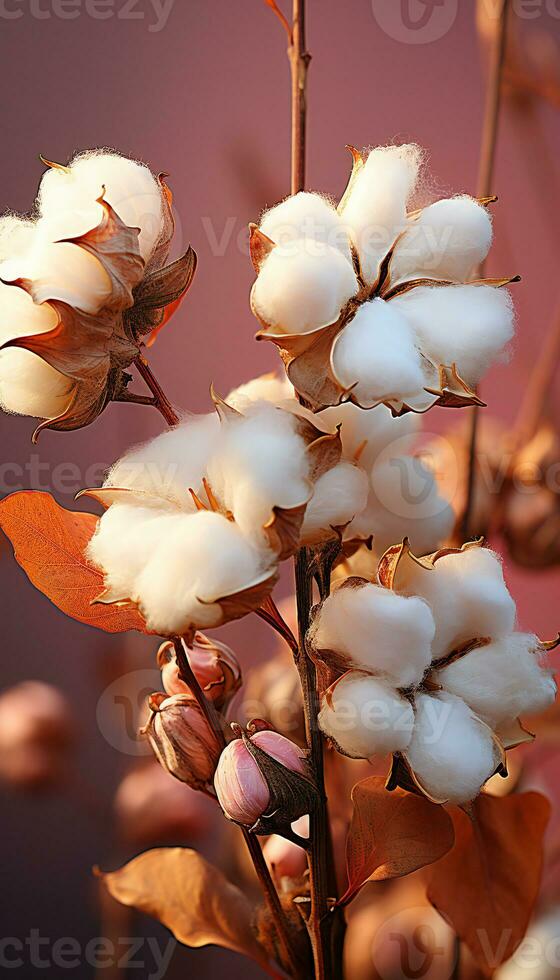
[260,192,352,259]
[310,582,435,688]
[0,215,36,261]
[318,401,418,471]
[390,196,493,284]
[251,238,358,335]
[226,374,294,412]
[351,456,455,556]
[406,691,498,803]
[38,151,164,262]
[106,414,221,508]
[396,546,516,661]
[437,633,557,729]
[206,404,312,538]
[132,511,276,634]
[300,462,369,544]
[390,284,514,386]
[341,144,423,284]
[0,281,71,418]
[331,299,426,408]
[319,672,414,759]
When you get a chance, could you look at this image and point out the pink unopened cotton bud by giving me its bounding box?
[214,728,310,829]
[157,635,242,709]
[141,692,222,791]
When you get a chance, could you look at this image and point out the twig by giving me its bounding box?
[462,0,511,541]
[173,638,304,978]
[133,353,180,426]
[289,0,311,195]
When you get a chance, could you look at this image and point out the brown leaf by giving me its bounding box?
[0,491,147,634]
[338,776,455,906]
[428,792,551,974]
[99,848,273,970]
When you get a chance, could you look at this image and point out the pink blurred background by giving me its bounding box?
[1,1,559,977]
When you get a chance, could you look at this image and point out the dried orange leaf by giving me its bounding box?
[428,792,551,974]
[338,776,455,906]
[99,848,272,969]
[0,491,147,634]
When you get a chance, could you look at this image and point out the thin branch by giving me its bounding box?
[133,353,180,426]
[256,596,299,654]
[265,0,293,42]
[289,0,311,195]
[462,0,511,541]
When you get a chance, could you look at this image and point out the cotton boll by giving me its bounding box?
[251,238,358,335]
[132,511,276,634]
[106,414,221,508]
[331,299,426,408]
[0,215,36,261]
[260,192,352,259]
[300,462,369,543]
[38,151,164,262]
[390,196,493,284]
[437,633,557,729]
[341,144,423,284]
[207,404,312,537]
[390,284,514,386]
[318,401,418,471]
[226,373,294,412]
[406,691,498,803]
[319,672,414,759]
[310,582,435,688]
[396,546,516,660]
[350,456,455,556]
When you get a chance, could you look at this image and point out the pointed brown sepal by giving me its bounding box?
[249,223,276,273]
[425,363,487,410]
[337,145,365,214]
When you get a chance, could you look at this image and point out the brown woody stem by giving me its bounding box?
[134,353,180,426]
[462,0,510,541]
[173,638,304,977]
[289,0,311,195]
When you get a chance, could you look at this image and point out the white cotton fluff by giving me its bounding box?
[318,672,414,759]
[206,403,312,538]
[88,505,275,634]
[390,196,493,285]
[251,238,358,334]
[318,401,418,471]
[300,461,369,543]
[406,691,498,803]
[226,373,294,412]
[38,151,164,262]
[0,214,36,261]
[310,582,435,688]
[259,192,352,260]
[105,414,221,509]
[390,284,514,386]
[0,280,71,418]
[331,299,426,408]
[396,546,516,661]
[340,144,423,284]
[350,455,454,556]
[437,632,557,729]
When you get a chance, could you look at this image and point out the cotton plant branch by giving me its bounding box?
[462,0,511,540]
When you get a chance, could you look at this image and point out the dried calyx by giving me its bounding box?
[158,634,242,710]
[0,152,196,438]
[141,692,222,793]
[311,539,556,805]
[214,722,317,834]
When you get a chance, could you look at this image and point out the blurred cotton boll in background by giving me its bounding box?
[0,681,74,791]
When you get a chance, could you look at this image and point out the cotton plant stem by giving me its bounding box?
[172,639,304,978]
[289,0,311,195]
[462,0,511,541]
[294,548,333,980]
[133,353,180,426]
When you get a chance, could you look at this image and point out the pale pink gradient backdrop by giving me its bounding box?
[0,2,559,977]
